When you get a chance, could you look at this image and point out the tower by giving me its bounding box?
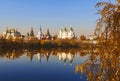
[6,27,8,33]
[45,28,51,39]
[70,27,73,31]
[37,26,44,39]
[30,27,34,37]
[40,26,43,39]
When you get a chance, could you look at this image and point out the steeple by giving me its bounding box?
[37,26,44,39]
[70,27,73,31]
[46,29,50,35]
[64,27,67,32]
[45,28,51,39]
[6,27,8,33]
[40,26,42,33]
[30,27,34,37]
[40,26,42,39]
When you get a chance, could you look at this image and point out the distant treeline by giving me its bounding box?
[0,38,90,49]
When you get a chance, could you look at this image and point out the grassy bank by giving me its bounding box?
[0,38,91,49]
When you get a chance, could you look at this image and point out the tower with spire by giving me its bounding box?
[30,27,34,37]
[40,26,42,39]
[45,28,51,39]
[37,26,44,39]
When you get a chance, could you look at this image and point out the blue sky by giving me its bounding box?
[0,0,107,36]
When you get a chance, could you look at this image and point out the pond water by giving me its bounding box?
[0,49,119,81]
[0,49,90,81]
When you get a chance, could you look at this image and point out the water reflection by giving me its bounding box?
[1,50,76,68]
[57,52,74,66]
[0,48,119,81]
[0,49,89,65]
[0,49,90,80]
[74,46,120,81]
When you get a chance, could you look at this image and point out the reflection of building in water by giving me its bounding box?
[26,52,34,62]
[4,52,17,59]
[36,53,50,62]
[4,50,23,60]
[61,53,67,65]
[45,53,50,62]
[36,53,41,62]
[67,53,74,66]
[58,52,74,66]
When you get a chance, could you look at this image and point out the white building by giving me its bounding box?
[88,35,98,44]
[2,28,21,40]
[58,27,75,39]
[37,27,52,40]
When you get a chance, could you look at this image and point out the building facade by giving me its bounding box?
[37,27,51,40]
[2,28,21,40]
[58,27,75,39]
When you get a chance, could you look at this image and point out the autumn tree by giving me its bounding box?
[95,0,120,47]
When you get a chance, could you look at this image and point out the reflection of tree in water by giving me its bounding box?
[75,46,120,81]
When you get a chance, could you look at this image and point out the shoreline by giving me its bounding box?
[0,38,93,50]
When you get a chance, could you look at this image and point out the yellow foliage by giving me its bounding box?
[117,0,120,3]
